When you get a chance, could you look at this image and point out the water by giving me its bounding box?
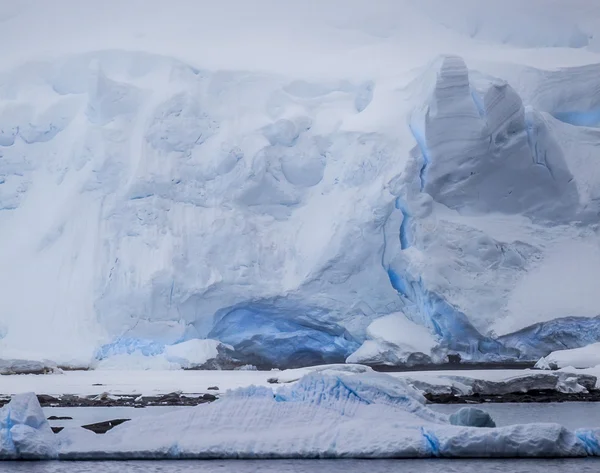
[2,459,600,473]
[430,402,600,430]
[7,403,600,472]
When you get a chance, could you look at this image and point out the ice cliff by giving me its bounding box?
[1,0,600,368]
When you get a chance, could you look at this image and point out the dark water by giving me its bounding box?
[430,402,600,430]
[2,459,600,473]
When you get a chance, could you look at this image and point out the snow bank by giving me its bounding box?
[0,393,58,459]
[537,343,600,370]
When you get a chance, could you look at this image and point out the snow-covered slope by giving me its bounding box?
[1,0,600,368]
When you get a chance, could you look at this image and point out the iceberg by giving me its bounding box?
[4,372,600,459]
[0,393,58,460]
[449,407,496,428]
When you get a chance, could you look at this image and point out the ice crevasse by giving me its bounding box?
[2,4,600,368]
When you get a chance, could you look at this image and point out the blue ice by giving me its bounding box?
[553,109,600,127]
[208,304,359,368]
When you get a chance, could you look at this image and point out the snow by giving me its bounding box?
[163,339,223,368]
[4,371,600,459]
[0,369,274,398]
[537,343,600,370]
[347,312,437,365]
[2,0,600,368]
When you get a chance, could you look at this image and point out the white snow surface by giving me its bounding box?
[163,339,224,368]
[347,312,437,364]
[2,0,600,367]
[4,372,600,459]
[537,343,600,370]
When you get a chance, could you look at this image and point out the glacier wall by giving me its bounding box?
[2,0,600,368]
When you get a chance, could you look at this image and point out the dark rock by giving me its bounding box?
[51,427,64,434]
[573,374,597,392]
[425,393,461,404]
[450,407,496,428]
[48,415,72,420]
[81,418,131,434]
[36,395,60,406]
[267,377,279,384]
[207,386,219,390]
[426,390,600,404]
[447,354,462,364]
[8,392,218,409]
[0,359,57,375]
[371,360,535,372]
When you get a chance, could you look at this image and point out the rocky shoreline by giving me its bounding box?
[0,392,218,409]
[2,364,599,409]
[426,390,600,404]
[3,386,600,409]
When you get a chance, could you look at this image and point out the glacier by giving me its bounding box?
[2,0,600,369]
[4,371,600,459]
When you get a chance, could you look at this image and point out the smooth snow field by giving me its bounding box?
[2,0,600,371]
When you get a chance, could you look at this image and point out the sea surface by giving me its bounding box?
[3,459,600,473]
[5,403,600,472]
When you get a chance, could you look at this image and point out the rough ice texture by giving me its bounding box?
[0,359,58,375]
[23,372,600,459]
[390,371,597,397]
[94,339,235,370]
[2,1,600,368]
[450,407,496,428]
[0,393,58,460]
[499,317,600,360]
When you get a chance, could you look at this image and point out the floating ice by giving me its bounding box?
[16,372,598,459]
[0,393,58,460]
[449,407,496,428]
